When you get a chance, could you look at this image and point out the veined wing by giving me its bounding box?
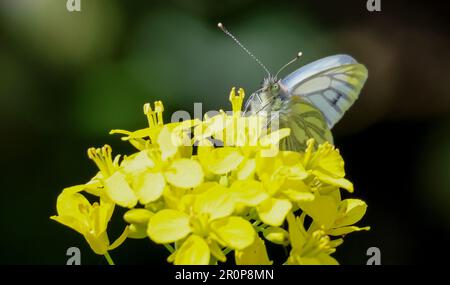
[281,54,368,128]
[278,96,334,152]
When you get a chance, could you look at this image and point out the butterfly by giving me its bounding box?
[218,23,368,151]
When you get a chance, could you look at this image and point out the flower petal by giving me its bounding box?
[237,159,256,180]
[147,209,191,244]
[335,199,368,227]
[174,235,210,265]
[157,126,180,161]
[122,150,155,174]
[208,239,226,263]
[211,217,255,250]
[165,159,203,188]
[104,172,138,208]
[235,236,273,265]
[194,185,235,220]
[198,146,244,175]
[297,194,338,229]
[61,184,86,195]
[256,154,281,178]
[55,191,91,218]
[286,212,306,250]
[135,172,166,204]
[50,215,87,236]
[91,200,114,234]
[257,198,292,226]
[312,172,354,193]
[281,183,314,202]
[231,180,269,207]
[314,143,345,177]
[328,226,371,236]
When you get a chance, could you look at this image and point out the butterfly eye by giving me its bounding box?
[271,83,280,92]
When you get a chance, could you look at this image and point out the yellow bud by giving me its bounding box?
[124,208,154,225]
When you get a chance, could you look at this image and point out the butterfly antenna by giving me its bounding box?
[218,23,271,77]
[274,51,302,79]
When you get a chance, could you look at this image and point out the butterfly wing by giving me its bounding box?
[277,96,334,151]
[274,54,367,151]
[281,54,368,128]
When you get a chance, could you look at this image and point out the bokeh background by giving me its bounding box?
[0,0,449,265]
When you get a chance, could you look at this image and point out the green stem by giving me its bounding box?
[223,247,232,255]
[252,220,262,227]
[257,224,269,233]
[164,244,175,253]
[104,251,115,265]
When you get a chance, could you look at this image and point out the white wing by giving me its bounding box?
[281,54,368,128]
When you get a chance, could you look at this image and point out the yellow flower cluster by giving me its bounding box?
[51,88,369,265]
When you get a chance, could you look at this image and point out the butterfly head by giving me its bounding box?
[253,51,303,111]
[260,76,287,101]
[252,76,286,112]
[262,76,279,93]
[217,23,301,113]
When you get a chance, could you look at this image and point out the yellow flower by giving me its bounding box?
[104,146,204,208]
[286,212,341,265]
[50,191,128,255]
[110,101,198,152]
[147,185,256,265]
[302,139,354,192]
[53,87,370,265]
[194,87,290,155]
[231,137,356,228]
[329,199,370,235]
[230,151,313,227]
[64,145,120,198]
[93,101,204,208]
[298,194,370,235]
[194,87,247,146]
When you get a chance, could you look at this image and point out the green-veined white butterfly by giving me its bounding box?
[218,23,368,151]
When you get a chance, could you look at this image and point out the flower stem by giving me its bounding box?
[104,251,115,265]
[164,244,175,253]
[223,247,232,255]
[252,220,262,227]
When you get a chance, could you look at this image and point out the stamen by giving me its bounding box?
[87,145,115,177]
[144,101,165,128]
[143,103,156,128]
[154,101,164,125]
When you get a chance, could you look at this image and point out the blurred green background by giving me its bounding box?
[0,0,449,264]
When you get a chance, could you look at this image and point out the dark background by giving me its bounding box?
[0,0,449,265]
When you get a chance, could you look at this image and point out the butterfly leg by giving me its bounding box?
[243,92,257,114]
